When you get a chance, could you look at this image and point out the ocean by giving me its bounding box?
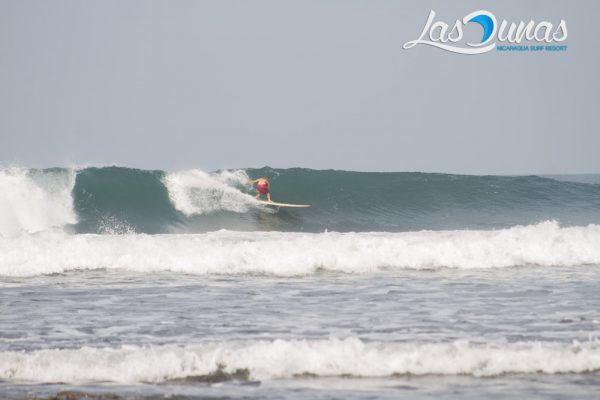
[1,166,600,399]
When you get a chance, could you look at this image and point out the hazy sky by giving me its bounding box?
[1,0,598,174]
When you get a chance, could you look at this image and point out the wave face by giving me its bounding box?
[1,338,600,383]
[1,221,599,277]
[1,166,600,235]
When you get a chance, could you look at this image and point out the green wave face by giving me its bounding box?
[5,166,600,235]
[72,167,182,233]
[246,167,600,231]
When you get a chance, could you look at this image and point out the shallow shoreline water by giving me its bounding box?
[2,266,600,399]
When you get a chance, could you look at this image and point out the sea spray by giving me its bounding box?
[0,168,76,237]
[163,169,254,215]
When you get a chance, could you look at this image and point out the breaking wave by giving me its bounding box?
[2,338,600,383]
[0,168,77,237]
[1,221,599,277]
[1,166,600,235]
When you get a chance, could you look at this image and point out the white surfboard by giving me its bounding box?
[257,200,310,208]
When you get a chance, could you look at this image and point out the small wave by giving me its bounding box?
[1,221,599,277]
[1,338,600,383]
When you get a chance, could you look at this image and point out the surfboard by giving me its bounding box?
[257,200,310,208]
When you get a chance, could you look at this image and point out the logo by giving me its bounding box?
[403,10,568,54]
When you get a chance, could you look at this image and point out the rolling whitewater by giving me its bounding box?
[2,166,600,399]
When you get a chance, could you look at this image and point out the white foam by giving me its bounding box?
[163,169,257,215]
[1,338,600,383]
[0,221,599,277]
[0,168,77,237]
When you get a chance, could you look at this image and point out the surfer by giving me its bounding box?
[249,176,272,202]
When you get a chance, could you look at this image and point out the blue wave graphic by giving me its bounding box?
[468,14,494,43]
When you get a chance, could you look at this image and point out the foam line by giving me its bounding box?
[1,221,599,277]
[2,338,600,383]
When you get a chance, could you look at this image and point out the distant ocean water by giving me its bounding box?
[1,166,600,399]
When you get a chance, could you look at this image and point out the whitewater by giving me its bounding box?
[1,222,600,277]
[3,339,600,382]
[1,166,600,399]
